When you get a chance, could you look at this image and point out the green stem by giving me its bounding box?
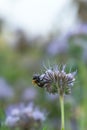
[59,94,65,130]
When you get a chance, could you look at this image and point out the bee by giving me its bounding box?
[32,74,46,88]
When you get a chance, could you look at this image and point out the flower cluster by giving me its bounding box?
[5,102,45,130]
[32,65,76,95]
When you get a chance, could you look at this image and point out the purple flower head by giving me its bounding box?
[33,64,77,95]
[5,102,46,129]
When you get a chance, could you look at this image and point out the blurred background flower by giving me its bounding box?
[21,87,38,102]
[0,78,14,100]
[5,102,46,130]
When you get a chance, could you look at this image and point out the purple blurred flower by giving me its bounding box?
[21,87,38,101]
[65,23,87,61]
[47,23,87,56]
[5,102,46,129]
[71,24,87,35]
[63,24,87,39]
[32,108,45,121]
[5,103,24,128]
[0,78,14,99]
[5,103,25,116]
[45,93,58,101]
[47,35,68,56]
[5,116,20,127]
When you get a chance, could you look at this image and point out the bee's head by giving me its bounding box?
[32,74,40,85]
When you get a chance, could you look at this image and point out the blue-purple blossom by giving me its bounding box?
[33,65,76,95]
[5,102,46,129]
[0,78,14,99]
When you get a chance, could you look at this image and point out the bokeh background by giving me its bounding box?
[0,0,87,130]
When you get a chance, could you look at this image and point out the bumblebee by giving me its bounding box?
[32,74,45,88]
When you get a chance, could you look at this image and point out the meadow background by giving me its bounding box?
[0,0,87,130]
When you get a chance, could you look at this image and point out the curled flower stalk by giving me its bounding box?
[32,64,76,130]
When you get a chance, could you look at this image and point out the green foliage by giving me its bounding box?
[0,109,9,130]
[42,126,48,130]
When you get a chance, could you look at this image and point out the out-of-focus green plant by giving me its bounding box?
[77,61,87,130]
